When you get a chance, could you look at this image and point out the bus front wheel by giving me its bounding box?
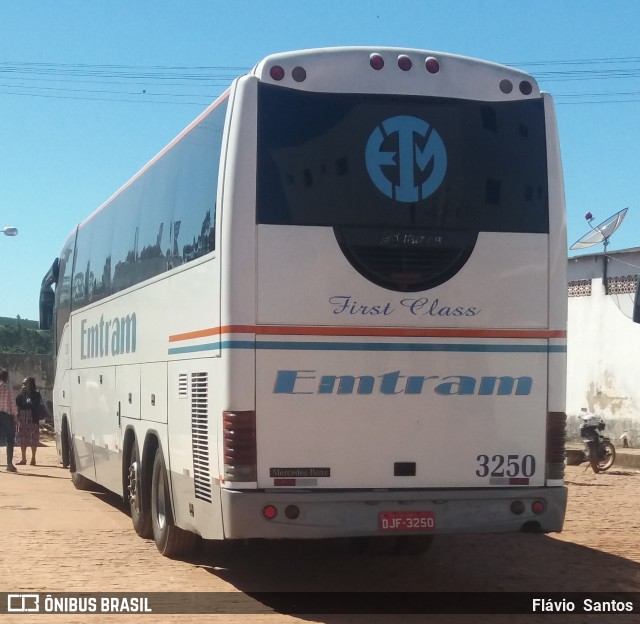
[150,447,197,557]
[60,420,70,469]
[68,427,94,491]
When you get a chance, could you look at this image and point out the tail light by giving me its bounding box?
[546,411,567,481]
[531,500,545,515]
[510,500,525,515]
[223,410,257,482]
[262,505,278,520]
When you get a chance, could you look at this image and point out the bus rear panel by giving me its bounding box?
[215,48,567,539]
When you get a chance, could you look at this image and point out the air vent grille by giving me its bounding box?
[191,371,211,503]
[178,372,188,398]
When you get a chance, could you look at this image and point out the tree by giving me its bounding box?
[0,322,52,355]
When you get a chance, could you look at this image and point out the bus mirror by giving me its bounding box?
[633,278,640,324]
[39,290,54,331]
[39,258,59,331]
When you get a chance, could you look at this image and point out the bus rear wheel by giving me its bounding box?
[151,447,197,557]
[350,534,434,556]
[393,535,434,556]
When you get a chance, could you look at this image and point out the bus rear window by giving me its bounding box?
[257,84,549,234]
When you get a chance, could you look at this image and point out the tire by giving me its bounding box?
[393,535,435,556]
[596,441,616,473]
[60,420,70,469]
[150,447,197,557]
[68,428,94,491]
[350,536,398,555]
[350,534,434,556]
[71,470,95,490]
[587,441,601,473]
[127,441,153,538]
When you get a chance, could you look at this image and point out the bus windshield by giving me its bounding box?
[257,84,549,234]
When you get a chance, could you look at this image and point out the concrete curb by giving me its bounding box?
[566,444,640,470]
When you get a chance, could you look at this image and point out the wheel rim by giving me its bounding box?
[128,461,140,512]
[155,462,167,531]
[598,445,615,470]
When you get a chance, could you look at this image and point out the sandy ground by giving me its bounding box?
[0,439,639,623]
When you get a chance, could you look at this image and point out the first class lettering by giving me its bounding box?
[329,296,480,318]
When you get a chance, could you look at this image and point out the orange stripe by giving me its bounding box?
[169,324,566,342]
[168,327,220,342]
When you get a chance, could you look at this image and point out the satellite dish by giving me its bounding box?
[570,207,628,251]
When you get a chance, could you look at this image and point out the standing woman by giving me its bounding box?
[15,377,42,466]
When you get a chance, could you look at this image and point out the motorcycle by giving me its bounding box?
[579,410,616,473]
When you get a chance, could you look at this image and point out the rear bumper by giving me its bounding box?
[220,486,567,539]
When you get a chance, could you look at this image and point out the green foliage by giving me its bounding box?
[0,316,38,329]
[0,319,52,355]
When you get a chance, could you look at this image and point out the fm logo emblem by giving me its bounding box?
[365,115,447,202]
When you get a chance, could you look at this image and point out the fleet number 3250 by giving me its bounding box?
[475,454,536,478]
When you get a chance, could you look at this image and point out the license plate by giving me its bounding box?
[379,511,436,532]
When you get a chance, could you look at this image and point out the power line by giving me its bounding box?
[0,60,245,106]
[510,56,640,104]
[508,55,640,66]
[3,57,640,106]
[0,89,218,106]
[0,81,218,99]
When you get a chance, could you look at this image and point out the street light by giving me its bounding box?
[2,227,18,237]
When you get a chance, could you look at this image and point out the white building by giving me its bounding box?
[567,247,640,445]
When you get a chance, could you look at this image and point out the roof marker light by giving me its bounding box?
[292,66,307,82]
[519,80,533,95]
[370,53,385,70]
[500,79,513,94]
[398,55,412,71]
[270,65,285,81]
[425,57,440,74]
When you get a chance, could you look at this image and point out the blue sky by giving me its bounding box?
[2,0,640,320]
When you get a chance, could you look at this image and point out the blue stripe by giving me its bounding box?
[168,342,222,355]
[169,340,567,355]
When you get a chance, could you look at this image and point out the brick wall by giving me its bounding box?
[0,353,54,409]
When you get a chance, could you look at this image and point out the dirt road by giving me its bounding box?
[1,441,639,623]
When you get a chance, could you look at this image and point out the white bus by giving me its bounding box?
[40,47,568,557]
